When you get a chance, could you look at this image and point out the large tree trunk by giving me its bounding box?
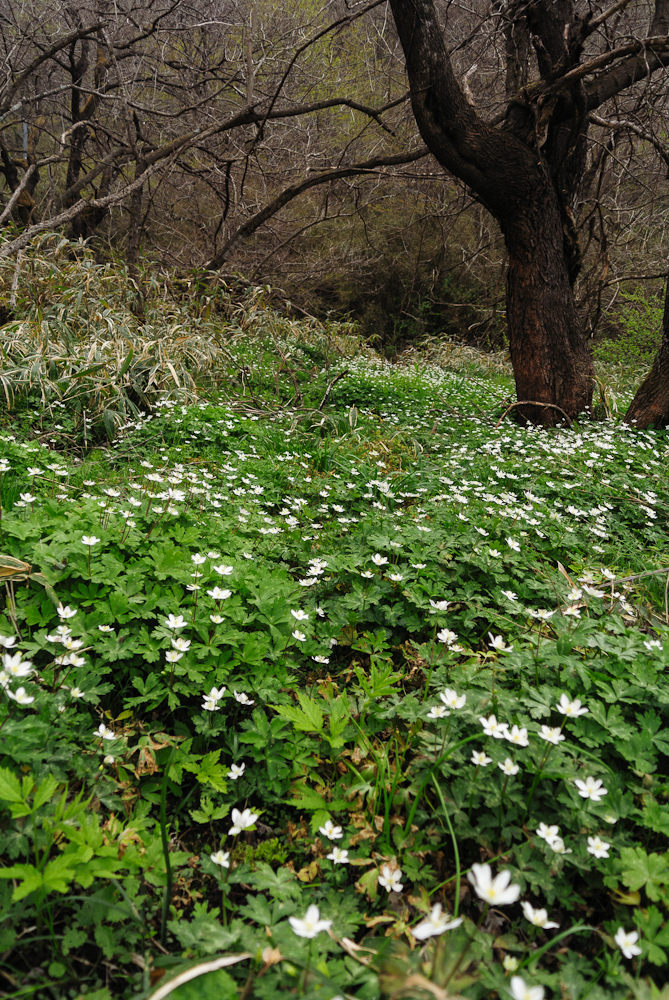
[624,280,669,429]
[504,184,594,424]
[387,0,597,423]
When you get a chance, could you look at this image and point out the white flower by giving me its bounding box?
[574,776,608,801]
[563,604,582,618]
[556,694,588,717]
[507,538,521,552]
[505,725,529,747]
[371,553,388,566]
[427,704,450,719]
[210,614,224,624]
[292,630,306,641]
[291,609,309,620]
[319,820,343,839]
[437,628,459,646]
[213,563,234,576]
[467,864,520,905]
[94,723,115,740]
[191,553,206,565]
[289,905,332,939]
[440,688,466,710]
[566,588,583,601]
[378,865,403,893]
[207,587,232,600]
[644,639,662,651]
[429,599,450,612]
[172,637,191,651]
[228,763,246,780]
[57,604,77,620]
[509,976,545,1000]
[210,850,230,868]
[412,563,427,569]
[479,714,509,739]
[81,535,100,546]
[499,758,520,775]
[501,590,517,601]
[201,696,220,712]
[503,956,520,971]
[207,686,226,701]
[165,650,183,663]
[583,585,605,598]
[586,835,610,858]
[3,653,33,678]
[471,750,492,766]
[614,927,642,959]
[103,754,115,765]
[164,614,186,629]
[536,822,560,843]
[70,686,84,698]
[229,808,259,834]
[489,548,502,557]
[603,813,618,824]
[488,633,513,651]
[388,573,403,582]
[521,901,559,929]
[548,836,572,855]
[7,686,34,705]
[538,725,565,745]
[312,654,330,664]
[327,846,349,863]
[528,608,554,620]
[0,635,16,648]
[234,690,254,705]
[98,624,114,633]
[360,570,375,579]
[412,903,463,940]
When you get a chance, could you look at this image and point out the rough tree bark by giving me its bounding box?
[388,0,669,425]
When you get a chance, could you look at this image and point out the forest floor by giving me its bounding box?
[0,255,668,1000]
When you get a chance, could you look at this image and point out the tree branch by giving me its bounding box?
[204,146,430,271]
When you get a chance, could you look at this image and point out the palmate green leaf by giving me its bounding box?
[0,767,24,803]
[182,750,228,793]
[635,905,669,966]
[640,799,669,837]
[620,847,669,901]
[271,691,324,733]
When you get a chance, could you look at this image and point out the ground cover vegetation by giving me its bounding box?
[0,248,668,1000]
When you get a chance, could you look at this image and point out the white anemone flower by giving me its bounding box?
[574,776,608,801]
[479,714,509,739]
[556,693,588,717]
[229,808,259,835]
[289,905,332,939]
[521,901,559,929]
[509,976,544,1000]
[210,850,230,868]
[614,927,642,959]
[586,835,610,858]
[440,688,466,710]
[412,904,463,940]
[378,865,403,893]
[467,864,520,905]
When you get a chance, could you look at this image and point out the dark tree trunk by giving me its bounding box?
[624,280,669,429]
[504,181,594,424]
[388,0,595,423]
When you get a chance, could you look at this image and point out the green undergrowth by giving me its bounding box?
[0,269,668,1000]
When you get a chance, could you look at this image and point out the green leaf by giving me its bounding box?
[0,767,24,803]
[271,691,324,733]
[620,847,669,901]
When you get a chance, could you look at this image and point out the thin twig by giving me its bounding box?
[494,401,574,428]
[664,570,669,625]
[318,370,348,410]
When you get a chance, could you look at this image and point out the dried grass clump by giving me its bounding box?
[0,235,364,435]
